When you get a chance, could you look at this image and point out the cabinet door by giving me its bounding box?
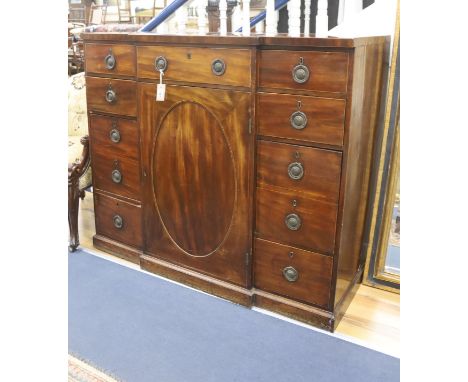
[139,83,253,287]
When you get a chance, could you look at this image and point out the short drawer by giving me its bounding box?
[257,92,345,146]
[256,187,338,255]
[258,50,349,94]
[86,76,137,117]
[85,43,135,76]
[137,46,251,87]
[257,140,342,203]
[89,115,140,161]
[254,238,333,308]
[92,152,141,201]
[94,193,143,248]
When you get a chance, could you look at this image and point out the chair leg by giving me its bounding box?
[68,175,80,252]
[68,135,90,252]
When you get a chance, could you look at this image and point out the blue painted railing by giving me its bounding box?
[236,0,290,33]
[139,0,190,32]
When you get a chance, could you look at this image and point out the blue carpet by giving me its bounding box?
[69,250,400,382]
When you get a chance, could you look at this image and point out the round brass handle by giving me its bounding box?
[105,89,116,104]
[109,128,121,143]
[283,266,299,282]
[288,162,304,180]
[155,56,168,72]
[292,64,310,84]
[285,213,302,231]
[290,111,308,130]
[211,59,226,76]
[111,169,122,184]
[113,214,123,229]
[104,53,116,70]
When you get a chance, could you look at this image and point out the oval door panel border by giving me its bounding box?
[152,101,237,257]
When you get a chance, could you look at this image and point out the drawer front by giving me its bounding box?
[94,193,143,248]
[85,43,136,76]
[257,140,342,203]
[256,187,338,254]
[258,50,349,94]
[89,115,140,161]
[86,76,137,117]
[137,46,251,87]
[257,92,345,146]
[254,238,333,308]
[92,152,141,201]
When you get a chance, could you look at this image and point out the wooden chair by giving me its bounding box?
[68,136,90,252]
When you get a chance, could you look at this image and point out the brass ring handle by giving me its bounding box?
[292,63,310,84]
[288,162,304,180]
[283,266,299,282]
[109,128,121,143]
[111,169,122,184]
[290,111,308,130]
[105,89,116,104]
[154,56,168,72]
[285,213,302,231]
[211,59,226,76]
[104,53,116,70]
[113,215,123,229]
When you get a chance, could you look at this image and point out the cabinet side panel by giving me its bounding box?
[333,40,390,309]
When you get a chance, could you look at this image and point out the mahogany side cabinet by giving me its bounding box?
[83,32,389,331]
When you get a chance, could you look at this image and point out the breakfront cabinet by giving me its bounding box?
[83,33,389,331]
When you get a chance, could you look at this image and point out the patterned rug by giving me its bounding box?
[68,355,121,382]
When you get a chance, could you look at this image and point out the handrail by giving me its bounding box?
[235,0,290,33]
[139,0,190,32]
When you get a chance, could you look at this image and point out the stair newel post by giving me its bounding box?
[198,0,208,35]
[176,4,188,34]
[242,0,251,36]
[288,0,301,37]
[316,0,328,37]
[304,0,311,36]
[219,0,228,35]
[265,0,276,36]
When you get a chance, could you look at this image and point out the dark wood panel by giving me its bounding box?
[86,76,137,116]
[257,140,342,203]
[89,115,140,161]
[333,40,390,308]
[257,92,345,146]
[137,46,251,87]
[140,255,253,306]
[139,83,252,287]
[94,193,143,248]
[255,186,338,254]
[92,151,141,201]
[85,43,136,76]
[258,50,349,94]
[254,238,333,308]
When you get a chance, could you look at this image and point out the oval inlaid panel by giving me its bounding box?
[152,101,237,257]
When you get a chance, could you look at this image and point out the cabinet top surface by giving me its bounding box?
[82,32,389,49]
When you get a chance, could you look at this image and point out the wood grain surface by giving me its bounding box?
[85,43,136,77]
[255,186,338,254]
[137,46,251,87]
[86,76,137,117]
[256,140,342,203]
[257,92,345,146]
[254,238,333,308]
[258,50,349,94]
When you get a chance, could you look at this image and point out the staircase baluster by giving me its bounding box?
[242,0,251,36]
[316,0,328,37]
[198,0,208,34]
[304,0,311,36]
[219,0,228,35]
[288,0,301,37]
[265,0,277,36]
